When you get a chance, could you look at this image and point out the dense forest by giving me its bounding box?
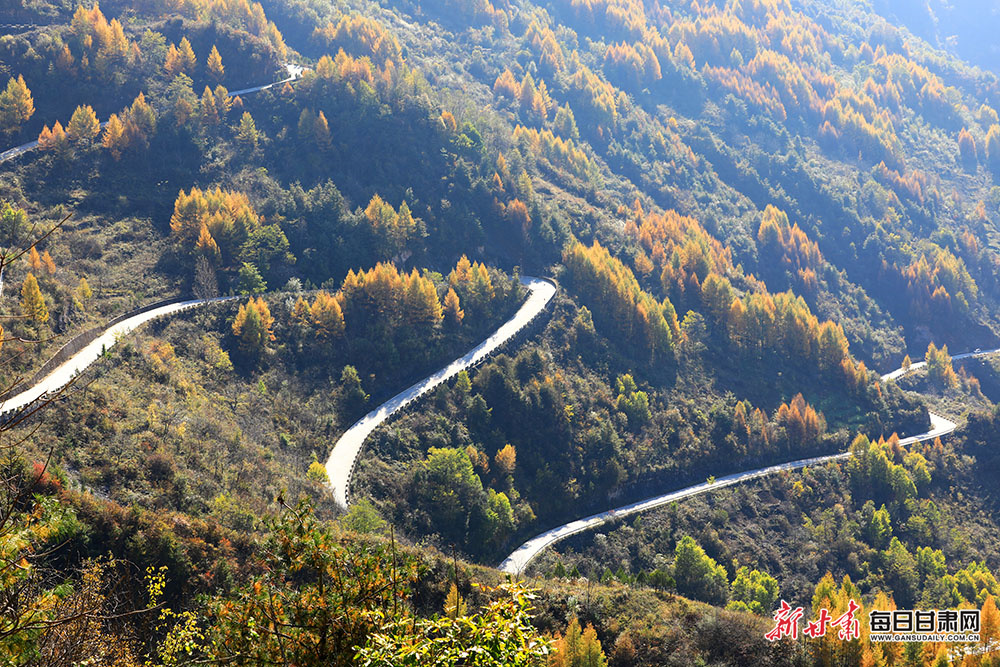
[5,0,1000,663]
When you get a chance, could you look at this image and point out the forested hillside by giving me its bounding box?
[4,0,1000,664]
[870,0,1000,75]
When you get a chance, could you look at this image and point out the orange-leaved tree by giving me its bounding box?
[232,296,274,357]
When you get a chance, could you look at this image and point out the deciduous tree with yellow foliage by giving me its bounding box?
[550,616,607,667]
[165,37,197,77]
[66,105,100,145]
[0,76,34,136]
[21,273,48,324]
[207,44,225,81]
[232,296,274,357]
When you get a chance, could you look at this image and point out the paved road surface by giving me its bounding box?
[0,297,234,416]
[326,277,557,510]
[498,366,969,574]
[0,52,986,578]
[229,64,304,96]
[880,347,1000,382]
[0,64,304,165]
[0,139,39,164]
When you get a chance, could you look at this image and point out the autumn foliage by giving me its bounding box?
[619,200,732,310]
[21,273,48,324]
[776,393,826,450]
[69,4,132,76]
[0,75,34,135]
[512,125,594,180]
[301,49,424,105]
[924,342,958,389]
[958,127,978,169]
[37,121,69,154]
[67,105,100,144]
[563,240,679,361]
[165,37,197,77]
[362,194,422,261]
[879,246,978,324]
[493,69,552,121]
[232,296,274,356]
[293,292,346,340]
[756,205,822,291]
[171,186,258,253]
[341,262,443,332]
[448,255,501,319]
[312,14,402,67]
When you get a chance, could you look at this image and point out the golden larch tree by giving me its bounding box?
[200,86,220,126]
[195,224,221,264]
[67,105,101,145]
[506,198,531,237]
[315,110,331,149]
[236,112,259,149]
[129,92,156,134]
[102,113,126,159]
[232,297,274,356]
[76,276,93,301]
[291,296,311,328]
[440,110,457,133]
[207,45,225,81]
[164,43,183,77]
[310,292,346,339]
[41,250,56,275]
[21,273,48,323]
[38,121,69,153]
[56,45,76,73]
[443,287,464,325]
[450,255,473,286]
[987,124,1000,173]
[958,127,978,168]
[28,246,42,272]
[165,37,196,77]
[550,616,607,667]
[982,594,1000,647]
[0,75,34,135]
[494,444,516,476]
[403,270,442,327]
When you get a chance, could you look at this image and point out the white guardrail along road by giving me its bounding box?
[0,297,236,416]
[325,277,557,510]
[496,351,983,575]
[0,65,305,402]
[1,58,993,579]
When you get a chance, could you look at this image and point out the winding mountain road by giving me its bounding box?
[0,138,40,164]
[0,64,303,166]
[880,347,1000,382]
[326,276,557,510]
[228,64,303,96]
[0,65,307,409]
[0,62,558,516]
[0,275,554,507]
[1,54,991,581]
[0,297,235,416]
[0,276,554,464]
[496,357,977,575]
[0,276,553,508]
